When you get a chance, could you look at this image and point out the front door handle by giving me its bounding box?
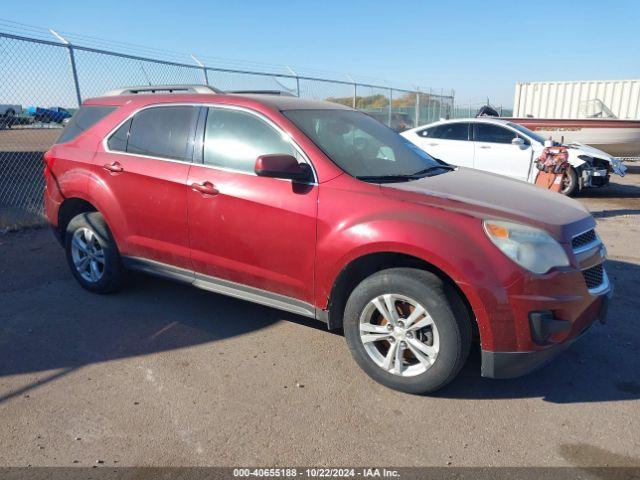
[191,181,219,196]
[479,145,491,149]
[427,142,439,146]
[102,161,123,173]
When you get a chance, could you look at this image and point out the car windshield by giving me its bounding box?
[283,109,448,181]
[507,122,547,144]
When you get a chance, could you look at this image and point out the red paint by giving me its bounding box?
[44,92,608,357]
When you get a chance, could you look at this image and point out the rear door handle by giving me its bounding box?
[191,181,219,196]
[427,142,439,146]
[479,145,491,149]
[102,161,123,173]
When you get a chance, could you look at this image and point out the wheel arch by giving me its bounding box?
[325,251,478,339]
[57,197,98,243]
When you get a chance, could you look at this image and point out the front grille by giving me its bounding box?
[582,264,604,290]
[572,229,597,250]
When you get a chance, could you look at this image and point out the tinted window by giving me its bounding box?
[283,109,443,179]
[420,123,468,141]
[127,106,198,161]
[203,108,295,172]
[475,123,517,144]
[56,106,116,144]
[107,118,131,152]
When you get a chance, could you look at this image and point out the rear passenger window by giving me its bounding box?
[418,123,469,141]
[56,106,116,144]
[126,106,198,161]
[203,108,296,172]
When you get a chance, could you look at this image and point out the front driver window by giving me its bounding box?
[475,123,517,144]
[203,108,296,172]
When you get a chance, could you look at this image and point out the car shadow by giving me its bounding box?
[436,259,640,403]
[591,208,640,219]
[576,169,640,198]
[0,268,328,397]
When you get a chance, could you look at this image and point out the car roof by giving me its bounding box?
[436,117,510,126]
[403,117,513,134]
[83,92,353,112]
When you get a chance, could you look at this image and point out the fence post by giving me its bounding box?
[415,89,420,126]
[346,75,357,108]
[286,66,300,97]
[191,55,209,85]
[50,29,82,106]
[388,88,393,127]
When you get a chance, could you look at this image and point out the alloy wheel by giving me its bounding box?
[359,293,440,377]
[70,227,106,283]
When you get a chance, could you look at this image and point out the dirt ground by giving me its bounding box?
[0,127,61,152]
[0,166,639,468]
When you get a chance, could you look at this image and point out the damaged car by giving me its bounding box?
[401,118,626,195]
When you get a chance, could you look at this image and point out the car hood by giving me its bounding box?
[380,167,594,240]
[566,143,627,176]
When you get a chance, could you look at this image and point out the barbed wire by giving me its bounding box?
[0,17,453,95]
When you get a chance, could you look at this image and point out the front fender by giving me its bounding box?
[315,204,523,350]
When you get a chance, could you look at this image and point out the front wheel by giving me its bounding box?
[560,167,579,196]
[343,268,471,394]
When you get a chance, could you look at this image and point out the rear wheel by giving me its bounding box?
[65,212,125,293]
[343,268,471,394]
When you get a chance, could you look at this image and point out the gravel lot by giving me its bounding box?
[0,168,639,468]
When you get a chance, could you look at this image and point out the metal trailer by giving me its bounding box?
[514,80,640,120]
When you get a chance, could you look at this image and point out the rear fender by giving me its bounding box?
[85,171,129,249]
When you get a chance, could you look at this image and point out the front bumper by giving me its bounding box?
[481,285,613,379]
[582,168,610,188]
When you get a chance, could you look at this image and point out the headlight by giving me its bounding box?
[483,220,570,274]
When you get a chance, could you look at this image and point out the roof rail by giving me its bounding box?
[103,84,222,96]
[228,90,296,97]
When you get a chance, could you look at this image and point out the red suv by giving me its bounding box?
[44,85,612,393]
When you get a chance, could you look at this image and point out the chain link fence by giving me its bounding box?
[0,30,454,229]
[451,101,513,119]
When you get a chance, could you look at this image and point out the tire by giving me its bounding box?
[65,212,125,293]
[560,167,579,196]
[343,268,471,394]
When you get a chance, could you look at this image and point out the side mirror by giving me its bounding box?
[512,137,526,147]
[255,154,312,182]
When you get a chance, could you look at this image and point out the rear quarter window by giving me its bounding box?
[56,106,117,144]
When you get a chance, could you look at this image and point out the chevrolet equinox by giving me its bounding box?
[43,85,612,393]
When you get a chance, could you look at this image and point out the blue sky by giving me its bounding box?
[3,0,639,106]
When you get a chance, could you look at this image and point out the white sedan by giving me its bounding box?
[401,118,626,195]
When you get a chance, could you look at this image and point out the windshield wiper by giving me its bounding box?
[355,174,419,183]
[409,164,456,176]
[356,164,456,183]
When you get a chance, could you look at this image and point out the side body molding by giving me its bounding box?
[122,257,319,320]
